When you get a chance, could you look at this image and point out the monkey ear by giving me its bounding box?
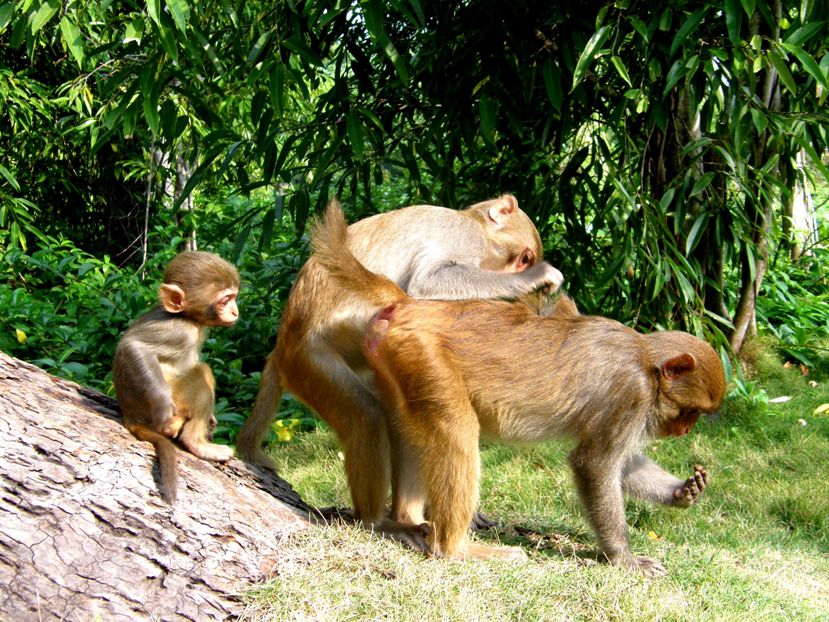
[662,353,697,380]
[159,283,187,314]
[487,195,518,225]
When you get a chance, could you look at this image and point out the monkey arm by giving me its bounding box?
[621,454,700,507]
[114,338,175,425]
[407,261,563,301]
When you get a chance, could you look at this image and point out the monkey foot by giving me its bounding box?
[470,511,497,530]
[370,519,432,554]
[613,554,668,577]
[185,442,234,462]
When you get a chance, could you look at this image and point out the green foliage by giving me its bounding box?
[756,248,829,367]
[0,237,154,389]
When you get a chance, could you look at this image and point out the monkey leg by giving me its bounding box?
[389,423,427,525]
[237,349,282,470]
[376,335,524,561]
[569,445,667,577]
[622,453,698,507]
[175,363,234,462]
[390,430,493,531]
[284,344,394,529]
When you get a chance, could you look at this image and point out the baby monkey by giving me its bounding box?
[113,251,240,503]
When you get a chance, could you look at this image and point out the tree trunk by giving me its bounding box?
[0,351,313,622]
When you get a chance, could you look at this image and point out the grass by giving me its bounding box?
[240,339,829,622]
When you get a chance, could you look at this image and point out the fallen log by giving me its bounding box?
[0,351,313,621]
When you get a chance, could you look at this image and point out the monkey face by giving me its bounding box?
[659,409,702,437]
[207,288,240,326]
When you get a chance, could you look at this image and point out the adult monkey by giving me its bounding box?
[237,194,563,538]
[311,200,725,576]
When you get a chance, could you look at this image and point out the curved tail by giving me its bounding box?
[128,425,178,504]
[310,199,405,307]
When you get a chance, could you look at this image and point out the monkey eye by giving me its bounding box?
[518,251,534,267]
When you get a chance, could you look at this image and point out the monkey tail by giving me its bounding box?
[128,424,178,504]
[311,199,405,306]
[237,350,283,471]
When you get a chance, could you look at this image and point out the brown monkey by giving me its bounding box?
[311,200,726,575]
[113,251,240,503]
[237,195,563,540]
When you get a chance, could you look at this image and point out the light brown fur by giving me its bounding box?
[312,201,726,574]
[238,195,563,540]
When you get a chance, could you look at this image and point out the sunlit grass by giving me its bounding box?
[243,340,829,622]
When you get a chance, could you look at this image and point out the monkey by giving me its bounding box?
[113,251,240,504]
[309,199,726,576]
[237,194,563,540]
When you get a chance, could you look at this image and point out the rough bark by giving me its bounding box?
[0,351,313,622]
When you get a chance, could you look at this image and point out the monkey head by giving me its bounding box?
[649,331,726,438]
[159,251,241,327]
[467,194,544,274]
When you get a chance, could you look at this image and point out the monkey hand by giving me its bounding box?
[526,262,564,294]
[672,465,708,508]
[153,398,188,438]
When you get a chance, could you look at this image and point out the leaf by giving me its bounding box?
[361,0,384,40]
[768,396,792,403]
[247,31,271,66]
[0,3,14,32]
[147,0,162,27]
[345,112,365,161]
[381,36,409,84]
[124,18,144,44]
[685,212,708,255]
[140,65,160,135]
[813,403,829,415]
[166,0,190,32]
[572,25,610,90]
[479,96,496,143]
[610,55,632,87]
[784,21,823,46]
[663,59,687,95]
[31,0,59,34]
[724,0,741,45]
[542,59,562,111]
[270,62,285,116]
[767,47,797,95]
[670,8,705,58]
[15,328,27,344]
[59,17,84,67]
[675,269,695,303]
[0,164,20,190]
[781,42,829,93]
[690,171,715,197]
[283,35,323,67]
[659,187,676,213]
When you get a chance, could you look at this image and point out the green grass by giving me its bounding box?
[241,341,829,622]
